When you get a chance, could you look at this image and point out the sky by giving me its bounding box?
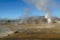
[0,0,60,19]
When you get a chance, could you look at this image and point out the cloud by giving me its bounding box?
[23,0,49,9]
[23,0,52,16]
[23,0,59,10]
[23,0,59,17]
[23,0,60,23]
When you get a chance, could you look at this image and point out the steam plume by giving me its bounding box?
[20,8,30,24]
[23,0,59,24]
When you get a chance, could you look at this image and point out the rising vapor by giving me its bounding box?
[23,0,59,24]
[20,8,30,24]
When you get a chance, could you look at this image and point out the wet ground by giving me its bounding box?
[1,33,60,40]
[0,23,60,40]
[0,28,60,40]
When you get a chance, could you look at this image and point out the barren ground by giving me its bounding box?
[0,23,60,40]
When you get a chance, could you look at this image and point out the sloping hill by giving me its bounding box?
[18,16,60,24]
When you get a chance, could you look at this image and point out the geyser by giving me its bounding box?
[23,0,59,27]
[23,0,51,23]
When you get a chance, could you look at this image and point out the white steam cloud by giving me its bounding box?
[23,0,59,24]
[23,0,59,12]
[23,0,51,10]
[23,0,51,23]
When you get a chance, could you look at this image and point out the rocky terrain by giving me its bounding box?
[0,16,60,40]
[16,16,60,24]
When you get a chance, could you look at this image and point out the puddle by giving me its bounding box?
[0,26,14,38]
